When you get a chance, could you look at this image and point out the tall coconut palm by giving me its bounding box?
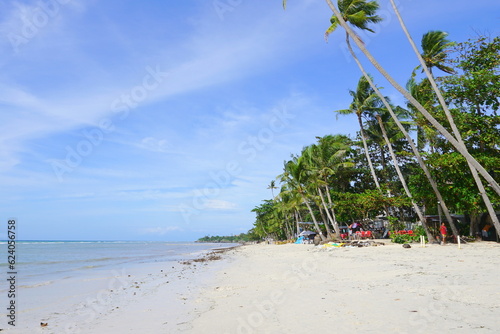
[364,105,410,174]
[406,78,440,152]
[324,0,382,41]
[388,0,500,238]
[315,0,500,242]
[416,30,455,75]
[267,180,278,200]
[302,135,353,238]
[323,1,442,241]
[278,186,304,235]
[374,112,435,240]
[335,75,383,193]
[283,0,498,239]
[289,0,434,239]
[279,156,326,241]
[318,0,500,196]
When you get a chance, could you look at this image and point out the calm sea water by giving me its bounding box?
[0,241,235,287]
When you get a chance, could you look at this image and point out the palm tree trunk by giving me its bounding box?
[324,0,500,198]
[388,0,500,239]
[324,184,342,237]
[318,205,331,237]
[376,115,435,242]
[317,186,336,238]
[344,36,442,241]
[302,194,326,241]
[357,111,382,192]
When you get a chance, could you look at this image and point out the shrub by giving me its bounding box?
[390,226,426,244]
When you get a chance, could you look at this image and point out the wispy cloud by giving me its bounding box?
[140,226,183,235]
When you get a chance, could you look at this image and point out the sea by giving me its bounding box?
[0,240,237,287]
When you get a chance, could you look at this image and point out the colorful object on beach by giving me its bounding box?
[321,242,344,248]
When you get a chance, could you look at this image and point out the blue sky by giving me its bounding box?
[0,0,499,241]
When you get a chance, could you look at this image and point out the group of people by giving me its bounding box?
[348,222,363,239]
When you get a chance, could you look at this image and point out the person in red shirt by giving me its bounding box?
[440,223,447,245]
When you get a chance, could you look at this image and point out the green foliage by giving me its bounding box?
[390,226,426,244]
[388,216,404,231]
[251,200,289,240]
[248,1,500,242]
[419,30,456,74]
[326,0,383,38]
[197,232,259,243]
[442,36,500,114]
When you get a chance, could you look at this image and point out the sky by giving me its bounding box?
[0,0,499,241]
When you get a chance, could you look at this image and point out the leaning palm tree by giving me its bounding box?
[282,0,500,196]
[282,0,499,239]
[406,78,440,152]
[321,2,442,241]
[388,0,500,237]
[374,111,435,241]
[364,105,410,173]
[302,135,353,238]
[416,30,455,75]
[279,156,326,241]
[284,0,438,240]
[317,0,500,196]
[335,75,383,193]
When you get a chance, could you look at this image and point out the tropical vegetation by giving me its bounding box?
[245,0,500,243]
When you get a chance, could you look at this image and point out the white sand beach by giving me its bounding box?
[187,241,500,333]
[5,241,500,333]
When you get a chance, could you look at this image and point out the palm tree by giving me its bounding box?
[279,156,327,241]
[323,2,441,241]
[416,31,455,75]
[406,78,440,152]
[364,105,410,175]
[267,180,278,200]
[319,0,500,197]
[286,0,437,240]
[324,0,382,41]
[335,75,383,193]
[278,187,304,235]
[388,0,500,238]
[283,0,499,239]
[302,135,354,238]
[374,112,436,240]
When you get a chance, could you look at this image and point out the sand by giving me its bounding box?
[3,254,230,333]
[187,241,500,333]
[4,241,499,333]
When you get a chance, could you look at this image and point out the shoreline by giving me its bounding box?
[2,246,236,333]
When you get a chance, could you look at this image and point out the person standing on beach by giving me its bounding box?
[440,223,447,245]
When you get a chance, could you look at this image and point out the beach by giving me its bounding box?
[4,241,500,333]
[1,242,234,333]
[187,241,500,333]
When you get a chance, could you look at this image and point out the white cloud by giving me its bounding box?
[204,199,237,210]
[139,137,171,153]
[140,226,183,235]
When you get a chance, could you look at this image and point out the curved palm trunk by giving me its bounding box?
[294,210,300,235]
[324,184,342,238]
[376,115,434,241]
[324,0,500,198]
[301,194,326,241]
[344,36,440,241]
[357,111,382,192]
[318,205,332,237]
[388,0,500,239]
[317,186,337,238]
